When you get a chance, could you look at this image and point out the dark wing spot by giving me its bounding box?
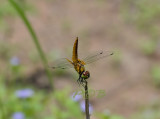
[100,51,103,54]
[110,52,114,55]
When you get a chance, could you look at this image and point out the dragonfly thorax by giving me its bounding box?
[74,61,85,75]
[77,59,85,65]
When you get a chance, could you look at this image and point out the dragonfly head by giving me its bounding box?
[81,71,90,79]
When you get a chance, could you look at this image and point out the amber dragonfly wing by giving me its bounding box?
[82,50,114,65]
[50,58,74,69]
[50,51,113,69]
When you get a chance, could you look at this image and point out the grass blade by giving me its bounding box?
[8,0,53,89]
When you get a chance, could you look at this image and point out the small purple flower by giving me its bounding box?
[71,92,82,102]
[15,89,34,99]
[10,56,20,66]
[80,101,93,114]
[12,112,25,119]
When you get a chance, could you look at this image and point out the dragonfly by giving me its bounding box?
[51,37,113,85]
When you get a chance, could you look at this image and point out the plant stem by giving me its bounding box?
[8,0,53,89]
[85,81,90,119]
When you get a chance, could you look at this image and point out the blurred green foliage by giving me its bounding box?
[139,40,157,55]
[0,0,35,31]
[96,110,125,119]
[0,1,16,31]
[0,1,16,17]
[122,0,160,34]
[0,77,44,119]
[121,0,160,55]
[10,62,25,81]
[132,109,160,119]
[50,89,84,119]
[151,65,160,87]
[131,101,160,119]
[0,76,84,119]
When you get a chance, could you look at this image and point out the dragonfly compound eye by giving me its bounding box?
[81,71,90,79]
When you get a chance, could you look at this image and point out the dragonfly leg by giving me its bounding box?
[79,77,85,87]
[77,74,81,86]
[77,72,87,87]
[80,78,84,84]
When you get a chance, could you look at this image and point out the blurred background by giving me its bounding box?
[1,0,160,119]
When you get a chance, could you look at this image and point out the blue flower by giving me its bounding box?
[80,101,93,114]
[15,89,34,99]
[71,92,82,102]
[12,112,25,119]
[10,56,20,66]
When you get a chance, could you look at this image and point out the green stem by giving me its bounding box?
[85,81,90,119]
[8,0,53,89]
